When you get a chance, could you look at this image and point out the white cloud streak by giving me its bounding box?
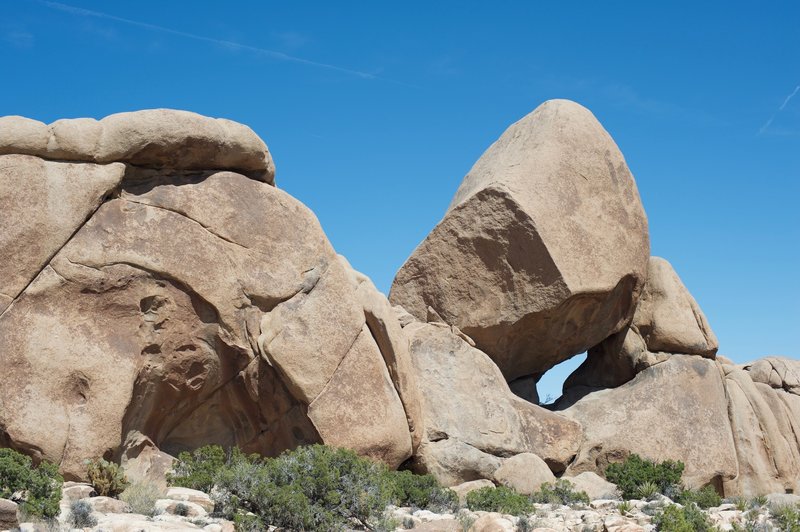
[759,84,800,135]
[37,0,402,83]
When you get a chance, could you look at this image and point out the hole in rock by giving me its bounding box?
[533,352,586,407]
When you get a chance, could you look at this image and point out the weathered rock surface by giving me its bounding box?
[401,318,582,485]
[562,472,619,501]
[633,257,718,356]
[565,256,717,391]
[723,362,800,496]
[0,499,18,531]
[562,355,738,489]
[0,110,413,479]
[0,110,274,182]
[0,155,125,314]
[391,99,649,381]
[492,453,555,495]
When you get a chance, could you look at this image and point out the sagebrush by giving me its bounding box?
[0,447,63,519]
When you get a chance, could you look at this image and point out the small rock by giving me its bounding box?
[165,486,215,513]
[0,498,19,531]
[493,453,555,495]
[88,495,131,514]
[471,514,515,531]
[61,482,96,503]
[563,472,619,500]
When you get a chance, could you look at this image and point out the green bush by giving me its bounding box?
[119,481,163,516]
[68,499,97,528]
[652,503,713,532]
[605,454,684,500]
[211,444,392,530]
[167,444,228,492]
[86,457,129,497]
[386,469,457,512]
[530,479,589,506]
[465,486,534,515]
[169,444,458,530]
[771,504,800,532]
[0,448,63,519]
[676,486,722,509]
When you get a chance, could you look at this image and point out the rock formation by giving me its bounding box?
[0,103,797,501]
[565,256,719,391]
[0,110,413,479]
[390,99,650,382]
[398,314,582,486]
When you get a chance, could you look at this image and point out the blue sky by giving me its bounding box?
[2,1,798,400]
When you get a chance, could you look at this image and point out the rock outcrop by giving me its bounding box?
[1,102,797,502]
[561,355,739,490]
[390,99,650,381]
[400,315,582,486]
[0,109,413,479]
[565,256,718,391]
[722,357,800,496]
[0,110,274,182]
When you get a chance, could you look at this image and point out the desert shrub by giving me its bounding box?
[0,447,63,519]
[212,444,392,530]
[167,444,228,492]
[386,469,457,512]
[169,443,457,529]
[86,457,129,497]
[517,514,534,531]
[465,486,534,515]
[652,503,713,532]
[771,504,800,532]
[605,454,684,500]
[119,481,163,516]
[530,479,589,506]
[68,499,97,528]
[617,500,633,514]
[174,502,190,516]
[676,485,722,509]
[750,495,768,508]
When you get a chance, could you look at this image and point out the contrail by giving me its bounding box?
[36,0,405,84]
[759,84,800,135]
[779,85,800,110]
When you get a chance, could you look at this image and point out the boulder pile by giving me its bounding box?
[0,102,797,504]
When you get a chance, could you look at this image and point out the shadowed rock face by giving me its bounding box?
[0,110,413,479]
[565,256,719,392]
[390,99,649,381]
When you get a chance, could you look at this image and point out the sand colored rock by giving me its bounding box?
[0,155,125,313]
[562,472,619,500]
[0,499,19,531]
[0,111,412,478]
[634,257,718,356]
[391,99,649,380]
[402,320,582,485]
[493,453,556,495]
[562,356,738,490]
[0,109,274,182]
[722,365,800,496]
[308,325,412,468]
[565,256,717,391]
